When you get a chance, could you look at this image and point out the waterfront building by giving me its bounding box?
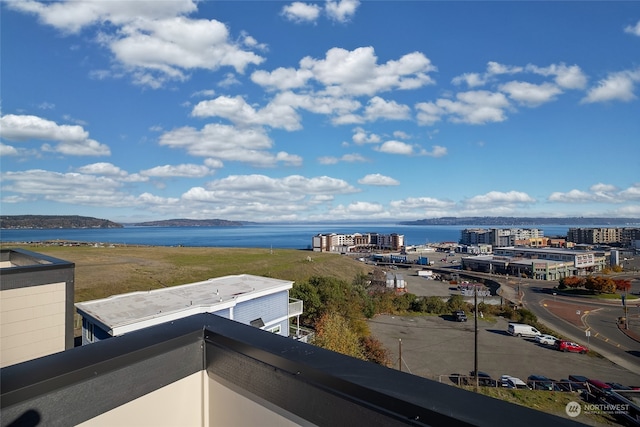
[460,228,544,247]
[461,247,606,281]
[312,232,404,252]
[75,274,305,344]
[0,249,75,368]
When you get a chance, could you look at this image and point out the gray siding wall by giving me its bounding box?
[233,292,288,328]
[212,308,230,319]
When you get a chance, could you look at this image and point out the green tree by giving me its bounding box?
[447,294,468,312]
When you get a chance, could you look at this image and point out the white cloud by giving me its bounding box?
[417,90,510,125]
[581,69,640,103]
[191,95,301,131]
[549,183,640,203]
[281,2,321,23]
[325,0,360,22]
[390,197,455,210]
[358,174,399,186]
[158,124,301,167]
[0,143,19,156]
[140,164,212,178]
[376,140,415,155]
[624,20,640,36]
[451,72,486,88]
[183,174,358,206]
[8,0,198,33]
[499,81,563,107]
[77,162,148,182]
[329,201,385,218]
[251,68,314,91]
[424,145,448,158]
[297,47,436,96]
[364,96,411,121]
[464,191,535,207]
[0,114,110,156]
[318,153,368,165]
[10,1,265,88]
[526,63,587,90]
[486,61,523,75]
[352,128,381,145]
[0,169,151,208]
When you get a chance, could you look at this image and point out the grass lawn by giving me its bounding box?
[2,243,374,302]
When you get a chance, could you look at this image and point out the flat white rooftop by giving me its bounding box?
[75,274,293,335]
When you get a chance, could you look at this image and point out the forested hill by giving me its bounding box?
[400,217,640,226]
[0,215,123,229]
[130,219,244,227]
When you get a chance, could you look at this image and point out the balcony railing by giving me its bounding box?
[288,298,303,317]
[289,324,315,343]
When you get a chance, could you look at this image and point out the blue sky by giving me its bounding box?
[1,1,639,223]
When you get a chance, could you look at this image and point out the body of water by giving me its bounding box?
[0,223,579,249]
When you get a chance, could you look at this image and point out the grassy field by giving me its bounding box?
[3,243,374,302]
[473,387,621,426]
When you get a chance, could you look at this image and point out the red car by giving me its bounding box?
[556,340,588,354]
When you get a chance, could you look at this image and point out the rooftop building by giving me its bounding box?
[75,274,304,345]
[0,248,75,367]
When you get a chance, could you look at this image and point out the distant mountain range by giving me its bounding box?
[0,216,246,229]
[0,215,123,229]
[2,215,638,230]
[128,218,245,227]
[400,217,640,226]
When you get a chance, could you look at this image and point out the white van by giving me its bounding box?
[507,323,542,338]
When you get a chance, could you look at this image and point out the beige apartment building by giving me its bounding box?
[0,248,75,367]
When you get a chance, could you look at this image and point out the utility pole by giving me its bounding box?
[474,285,478,391]
[399,339,402,372]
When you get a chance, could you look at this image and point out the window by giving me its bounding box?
[86,321,94,343]
[268,325,281,334]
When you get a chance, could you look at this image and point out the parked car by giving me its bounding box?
[453,310,467,322]
[500,375,530,390]
[535,334,558,346]
[465,371,497,387]
[568,375,589,385]
[556,340,588,354]
[527,375,559,391]
[606,382,633,391]
[557,379,588,393]
[507,323,542,338]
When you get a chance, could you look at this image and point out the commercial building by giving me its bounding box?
[0,248,75,368]
[461,247,606,281]
[75,274,304,344]
[1,312,580,426]
[312,232,404,252]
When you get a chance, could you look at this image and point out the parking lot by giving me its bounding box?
[368,313,640,387]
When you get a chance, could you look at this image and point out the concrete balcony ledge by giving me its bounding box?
[1,313,583,427]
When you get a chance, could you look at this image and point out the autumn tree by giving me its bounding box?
[312,312,365,360]
[614,279,632,293]
[559,276,584,289]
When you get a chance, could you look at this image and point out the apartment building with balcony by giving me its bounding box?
[460,228,544,247]
[75,274,305,345]
[312,232,404,252]
[0,248,75,368]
